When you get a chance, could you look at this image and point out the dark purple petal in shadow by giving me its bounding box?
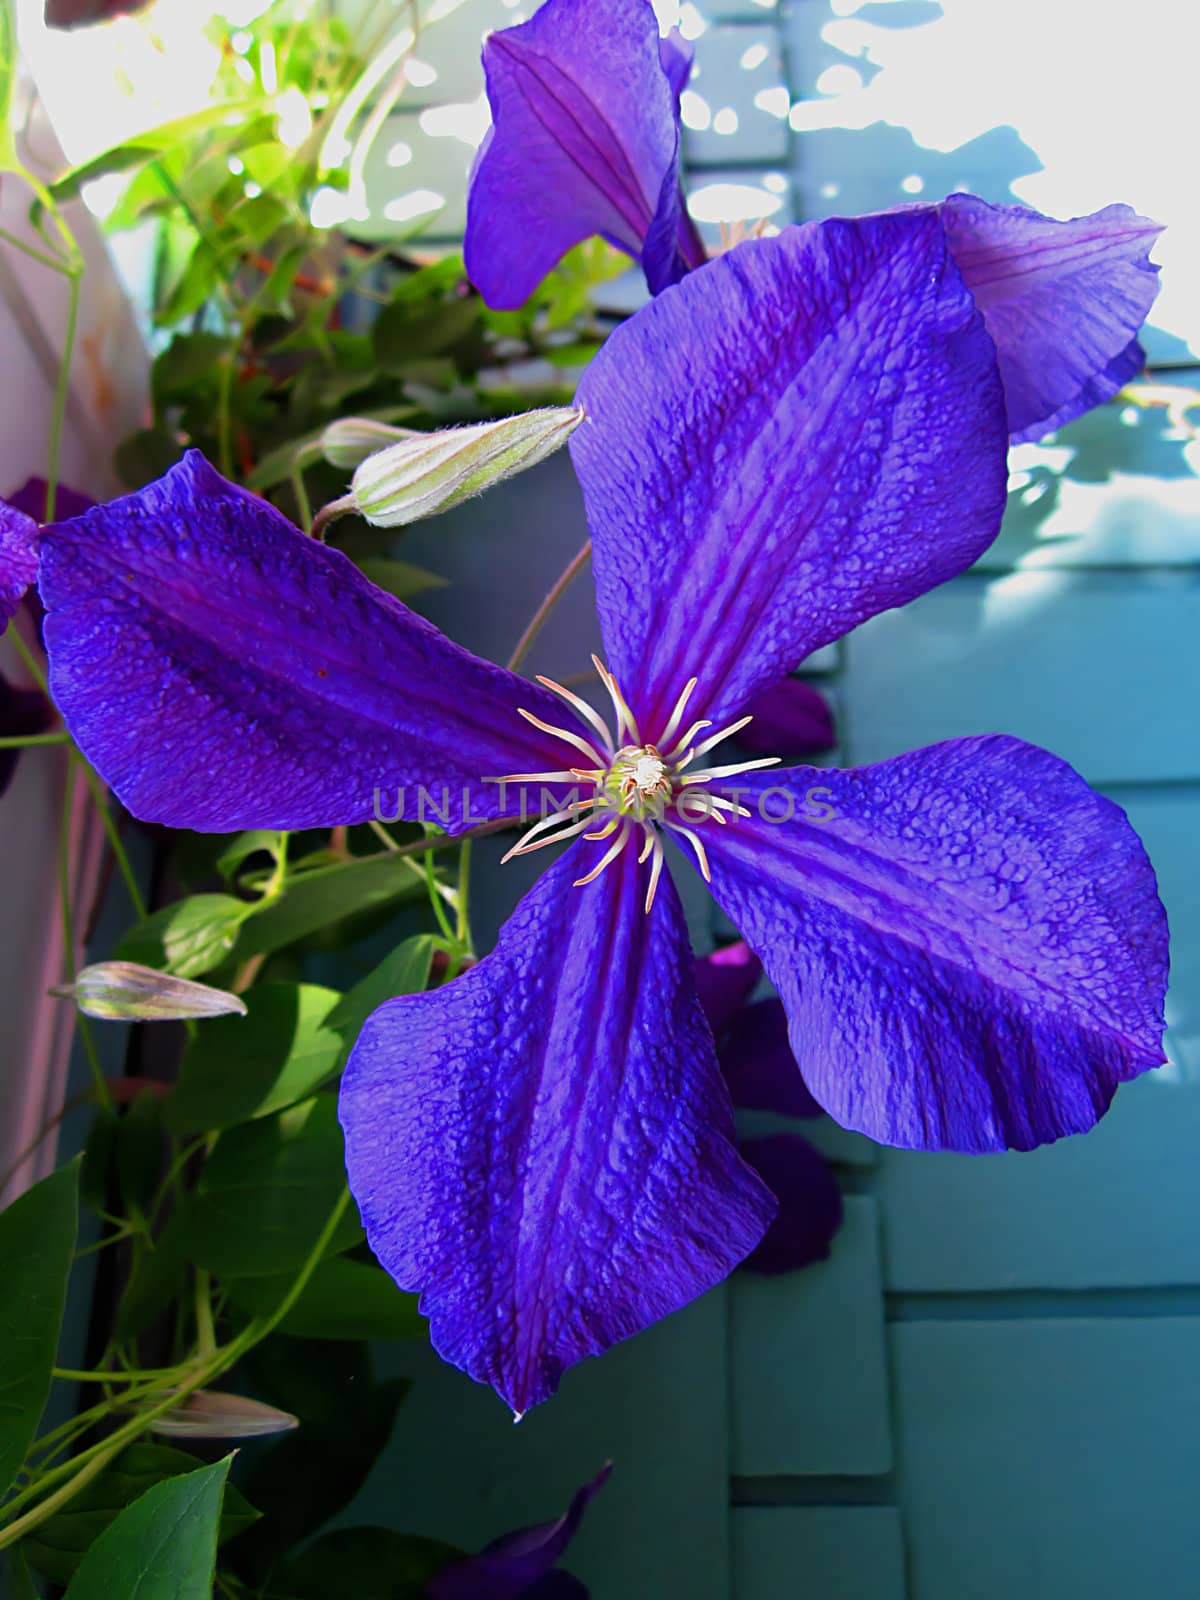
[721,999,822,1119]
[340,842,774,1414]
[429,1465,610,1600]
[572,213,1008,735]
[0,670,53,796]
[939,196,1162,443]
[693,940,762,1042]
[737,677,836,757]
[6,477,95,522]
[700,741,1168,1153]
[465,0,681,309]
[739,1135,844,1275]
[0,500,39,633]
[37,451,576,833]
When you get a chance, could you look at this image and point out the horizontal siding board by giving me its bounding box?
[733,1506,906,1600]
[685,24,790,166]
[732,1197,892,1476]
[892,1318,1200,1600]
[841,569,1200,785]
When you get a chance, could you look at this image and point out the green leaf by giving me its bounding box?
[116,895,254,979]
[231,856,424,960]
[61,1455,232,1600]
[326,935,434,1059]
[114,1215,187,1344]
[176,1097,360,1277]
[0,1162,79,1499]
[228,1257,422,1341]
[42,103,260,210]
[274,1526,462,1600]
[116,1091,165,1220]
[234,1339,409,1580]
[151,332,227,411]
[113,428,185,491]
[80,1109,117,1215]
[373,296,479,374]
[23,1444,257,1587]
[352,558,447,602]
[167,983,344,1136]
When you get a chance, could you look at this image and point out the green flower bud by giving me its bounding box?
[52,962,247,1022]
[149,1390,298,1439]
[349,405,584,528]
[321,416,416,471]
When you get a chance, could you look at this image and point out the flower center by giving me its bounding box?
[608,745,673,817]
[493,656,779,912]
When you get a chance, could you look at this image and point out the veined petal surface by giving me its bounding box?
[38,452,572,832]
[700,741,1168,1153]
[940,196,1163,443]
[572,213,1008,733]
[340,843,774,1414]
[465,0,681,309]
[0,499,38,631]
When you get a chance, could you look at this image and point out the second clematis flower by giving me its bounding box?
[8,215,1168,1414]
[465,0,1164,445]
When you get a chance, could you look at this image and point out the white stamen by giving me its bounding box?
[666,719,712,761]
[644,831,665,912]
[678,715,754,766]
[573,821,631,887]
[502,802,598,862]
[592,654,642,745]
[668,822,712,882]
[680,757,782,785]
[535,675,616,758]
[657,677,700,751]
[516,707,607,766]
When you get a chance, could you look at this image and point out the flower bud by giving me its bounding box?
[320,416,416,471]
[52,961,247,1022]
[349,405,584,529]
[149,1390,298,1439]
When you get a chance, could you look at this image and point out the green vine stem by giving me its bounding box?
[0,1188,354,1548]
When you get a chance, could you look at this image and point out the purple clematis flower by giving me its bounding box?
[465,0,1163,444]
[429,1464,609,1599]
[6,215,1169,1413]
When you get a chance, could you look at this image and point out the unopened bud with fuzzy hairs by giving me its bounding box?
[52,962,247,1022]
[321,416,417,471]
[348,405,584,529]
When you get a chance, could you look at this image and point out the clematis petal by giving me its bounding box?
[739,1135,843,1276]
[340,842,775,1414]
[658,28,694,109]
[0,500,38,632]
[939,196,1163,444]
[37,452,575,833]
[572,213,1008,733]
[699,741,1168,1153]
[465,0,684,310]
[693,940,762,1042]
[429,1464,609,1600]
[721,999,822,1119]
[737,677,836,757]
